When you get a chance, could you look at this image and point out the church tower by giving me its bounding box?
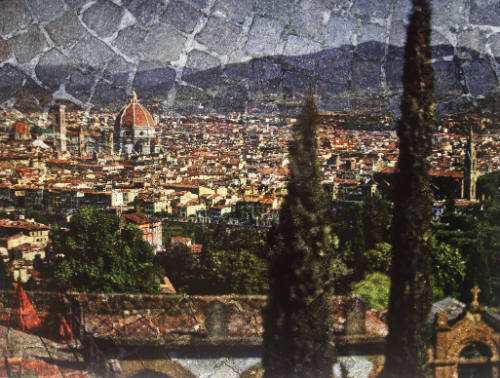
[78,125,85,156]
[106,132,114,155]
[57,105,67,152]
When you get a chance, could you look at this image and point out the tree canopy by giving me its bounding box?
[433,195,500,306]
[156,223,269,295]
[382,0,435,376]
[477,171,500,200]
[38,206,163,293]
[352,272,391,310]
[263,97,344,377]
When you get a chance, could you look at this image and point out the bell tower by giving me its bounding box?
[57,105,67,152]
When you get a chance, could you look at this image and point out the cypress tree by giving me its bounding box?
[263,97,338,377]
[381,0,435,376]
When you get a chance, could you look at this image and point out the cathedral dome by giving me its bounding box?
[9,120,31,140]
[10,120,30,134]
[115,90,155,130]
[114,90,157,154]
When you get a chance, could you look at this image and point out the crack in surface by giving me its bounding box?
[0,0,498,115]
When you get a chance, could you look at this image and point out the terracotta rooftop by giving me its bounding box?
[0,219,50,231]
[190,244,203,253]
[429,169,464,178]
[121,213,153,225]
[171,236,192,244]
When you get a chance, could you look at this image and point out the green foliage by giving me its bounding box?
[0,212,17,220]
[382,0,435,376]
[363,242,392,274]
[23,208,50,225]
[341,203,366,270]
[477,198,500,305]
[39,206,163,293]
[477,171,500,200]
[429,237,466,300]
[331,197,392,290]
[434,199,498,305]
[210,249,268,294]
[355,239,465,302]
[157,243,198,294]
[157,223,270,294]
[352,272,390,310]
[162,222,195,245]
[362,195,392,250]
[263,98,342,378]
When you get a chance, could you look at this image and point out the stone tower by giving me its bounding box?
[57,105,67,152]
[78,125,85,155]
[463,125,477,200]
[106,132,114,155]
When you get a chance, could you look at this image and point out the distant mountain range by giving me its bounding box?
[2,41,498,119]
[1,0,499,118]
[170,42,500,118]
[1,0,499,119]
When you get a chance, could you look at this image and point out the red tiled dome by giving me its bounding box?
[118,103,155,128]
[115,91,155,129]
[9,121,30,135]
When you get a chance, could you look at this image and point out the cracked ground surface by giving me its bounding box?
[0,0,499,114]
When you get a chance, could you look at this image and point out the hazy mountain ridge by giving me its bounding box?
[0,0,499,116]
[2,43,498,118]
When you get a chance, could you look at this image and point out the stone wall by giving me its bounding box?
[0,290,386,377]
[1,290,383,339]
[0,0,498,115]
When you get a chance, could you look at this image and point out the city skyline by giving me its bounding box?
[0,1,500,377]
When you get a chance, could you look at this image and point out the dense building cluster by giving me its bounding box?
[0,93,498,284]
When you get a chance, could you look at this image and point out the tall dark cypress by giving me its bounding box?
[263,97,337,378]
[381,0,435,377]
